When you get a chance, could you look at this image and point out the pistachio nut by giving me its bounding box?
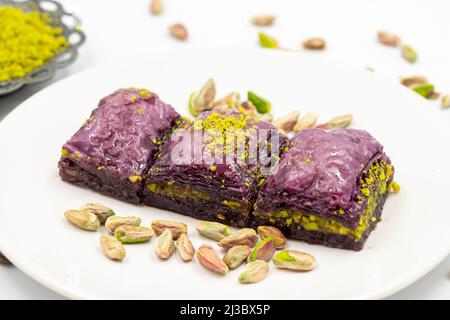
[100,236,126,261]
[196,221,232,241]
[218,228,258,250]
[188,78,216,116]
[79,202,114,225]
[155,229,176,259]
[177,233,195,262]
[240,101,257,117]
[257,226,286,249]
[303,38,326,50]
[64,209,100,231]
[377,31,400,47]
[273,111,300,134]
[223,245,251,269]
[400,76,428,88]
[150,0,163,15]
[412,84,438,99]
[105,216,142,234]
[293,113,318,133]
[251,15,276,26]
[151,220,187,240]
[196,244,229,274]
[273,250,316,271]
[442,94,450,109]
[114,225,154,244]
[401,45,417,63]
[248,91,271,114]
[317,114,352,130]
[168,23,188,41]
[258,32,278,49]
[239,260,269,284]
[248,237,275,262]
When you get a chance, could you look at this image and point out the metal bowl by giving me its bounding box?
[0,0,86,95]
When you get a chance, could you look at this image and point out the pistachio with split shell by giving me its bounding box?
[218,228,258,250]
[239,260,269,284]
[257,226,286,249]
[100,236,126,261]
[105,216,142,233]
[197,244,229,274]
[273,250,315,271]
[177,234,195,262]
[114,225,154,244]
[196,221,232,241]
[273,111,300,134]
[155,229,176,259]
[188,78,216,116]
[151,220,187,240]
[248,237,275,262]
[293,113,318,133]
[223,245,251,269]
[251,15,276,27]
[317,114,352,130]
[80,202,114,224]
[64,210,100,231]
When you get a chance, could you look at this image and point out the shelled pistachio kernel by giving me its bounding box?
[218,228,259,250]
[80,202,114,225]
[442,95,450,109]
[248,237,275,262]
[114,225,154,244]
[273,250,315,271]
[100,236,126,261]
[196,221,232,241]
[317,113,352,130]
[293,113,318,133]
[248,91,271,114]
[223,245,251,269]
[155,229,176,259]
[64,210,100,231]
[151,220,187,240]
[401,45,417,63]
[258,32,278,49]
[257,226,286,249]
[177,234,195,262]
[377,31,400,47]
[197,244,229,274]
[105,216,142,233]
[239,260,269,284]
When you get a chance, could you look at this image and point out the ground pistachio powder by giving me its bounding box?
[0,6,68,82]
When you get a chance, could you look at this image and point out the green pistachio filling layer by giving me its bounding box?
[146,181,245,211]
[266,161,393,240]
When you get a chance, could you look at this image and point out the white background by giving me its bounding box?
[0,0,448,299]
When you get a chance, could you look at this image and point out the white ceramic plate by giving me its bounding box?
[0,49,449,300]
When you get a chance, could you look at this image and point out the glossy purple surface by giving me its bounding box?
[62,88,180,178]
[146,110,286,198]
[256,128,390,226]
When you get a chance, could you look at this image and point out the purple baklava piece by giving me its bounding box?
[253,128,395,251]
[143,110,287,226]
[58,88,180,203]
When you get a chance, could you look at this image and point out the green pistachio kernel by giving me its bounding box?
[248,91,271,114]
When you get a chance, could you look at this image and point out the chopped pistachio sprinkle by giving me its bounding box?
[0,6,68,82]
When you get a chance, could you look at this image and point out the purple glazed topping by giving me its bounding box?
[146,110,286,198]
[62,88,180,178]
[257,128,390,223]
